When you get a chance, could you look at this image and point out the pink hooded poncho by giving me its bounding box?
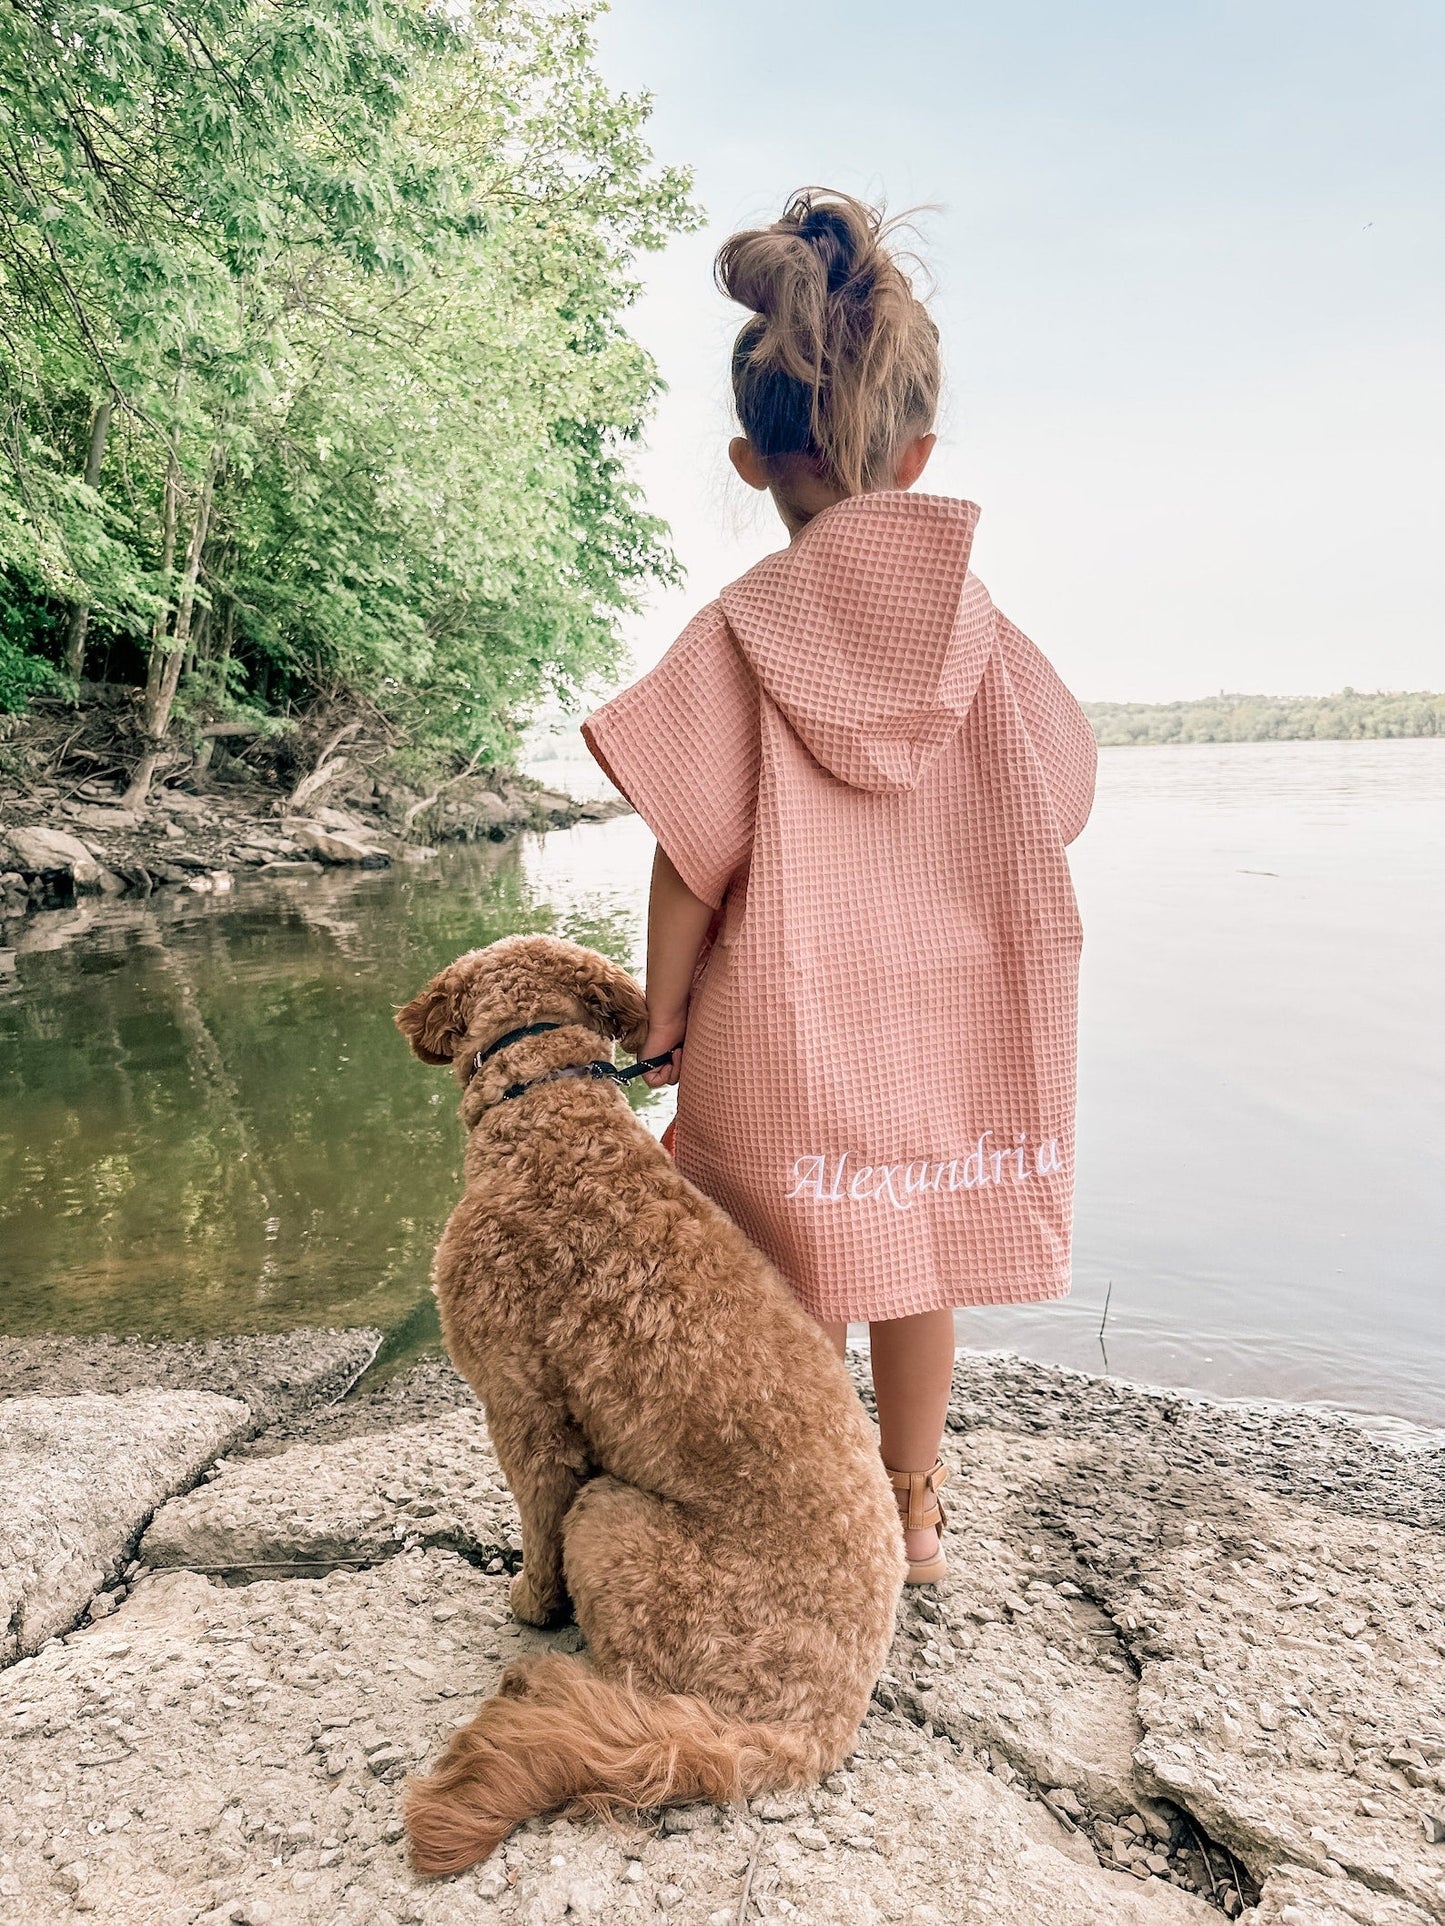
[583,491,1096,1323]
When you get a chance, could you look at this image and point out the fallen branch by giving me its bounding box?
[402,743,488,830]
[1184,1815,1222,1900]
[286,719,362,810]
[1226,1849,1247,1913]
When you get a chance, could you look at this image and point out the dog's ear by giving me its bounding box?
[570,950,649,1055]
[396,966,472,1066]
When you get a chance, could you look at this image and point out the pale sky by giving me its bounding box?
[592,1,1443,700]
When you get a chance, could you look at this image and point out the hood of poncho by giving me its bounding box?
[718,491,987,793]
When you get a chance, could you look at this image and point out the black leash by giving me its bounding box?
[467,1019,674,1102]
[499,1052,676,1104]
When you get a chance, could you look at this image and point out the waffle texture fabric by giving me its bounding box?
[582,491,1097,1322]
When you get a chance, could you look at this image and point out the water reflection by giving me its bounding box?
[0,842,655,1340]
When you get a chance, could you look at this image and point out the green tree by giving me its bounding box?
[0,0,694,785]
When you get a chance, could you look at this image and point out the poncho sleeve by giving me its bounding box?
[995,611,1098,845]
[581,600,760,910]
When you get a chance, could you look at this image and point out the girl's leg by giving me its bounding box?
[868,1310,956,1560]
[818,1319,848,1361]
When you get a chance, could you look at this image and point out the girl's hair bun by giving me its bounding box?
[716,188,939,496]
[795,201,869,294]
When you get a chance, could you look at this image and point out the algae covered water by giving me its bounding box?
[2,738,1442,1422]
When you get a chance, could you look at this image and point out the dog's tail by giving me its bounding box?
[404,1653,837,1877]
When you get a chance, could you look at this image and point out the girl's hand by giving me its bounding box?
[638,1010,687,1087]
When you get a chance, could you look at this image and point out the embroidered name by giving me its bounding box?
[785,1134,1063,1212]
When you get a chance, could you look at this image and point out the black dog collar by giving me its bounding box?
[470,1021,561,1078]
[465,1020,674,1100]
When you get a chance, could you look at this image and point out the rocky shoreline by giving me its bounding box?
[0,758,624,932]
[1,1338,1442,1926]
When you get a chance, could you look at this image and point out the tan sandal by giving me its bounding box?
[887,1461,949,1586]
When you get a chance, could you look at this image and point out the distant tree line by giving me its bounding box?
[1084,690,1445,746]
[0,0,695,798]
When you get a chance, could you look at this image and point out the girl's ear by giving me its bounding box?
[395,971,470,1065]
[728,436,771,492]
[571,951,649,1055]
[894,431,936,490]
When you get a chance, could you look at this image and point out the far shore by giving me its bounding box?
[1083,688,1444,746]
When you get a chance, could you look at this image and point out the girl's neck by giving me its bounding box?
[771,477,862,541]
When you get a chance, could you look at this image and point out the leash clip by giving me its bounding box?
[616,1047,677,1083]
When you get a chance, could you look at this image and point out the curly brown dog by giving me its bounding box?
[394,934,904,1875]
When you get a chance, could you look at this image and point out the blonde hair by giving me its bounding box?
[715,188,941,498]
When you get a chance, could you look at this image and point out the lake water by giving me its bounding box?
[2,737,1442,1423]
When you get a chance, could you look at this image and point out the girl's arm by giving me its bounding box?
[639,843,714,1087]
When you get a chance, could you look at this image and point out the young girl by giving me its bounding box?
[583,189,1096,1584]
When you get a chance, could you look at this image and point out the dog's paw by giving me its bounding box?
[509,1570,567,1628]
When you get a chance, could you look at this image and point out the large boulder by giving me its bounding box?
[1,825,116,894]
[3,826,96,871]
[0,1391,249,1662]
[289,824,390,867]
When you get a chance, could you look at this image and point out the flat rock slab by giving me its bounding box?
[944,1353,1445,1533]
[1016,1437,1445,1920]
[142,1411,516,1577]
[889,1428,1148,1816]
[0,1329,381,1429]
[0,1550,1212,1925]
[146,1416,1147,1820]
[0,1392,249,1663]
[1256,1865,1438,1926]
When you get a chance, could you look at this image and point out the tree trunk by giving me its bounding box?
[62,401,113,683]
[124,446,220,809]
[189,600,212,672]
[217,595,235,681]
[145,433,182,694]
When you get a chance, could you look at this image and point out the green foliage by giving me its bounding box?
[0,636,62,714]
[1085,691,1445,746]
[0,576,63,711]
[0,0,696,754]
